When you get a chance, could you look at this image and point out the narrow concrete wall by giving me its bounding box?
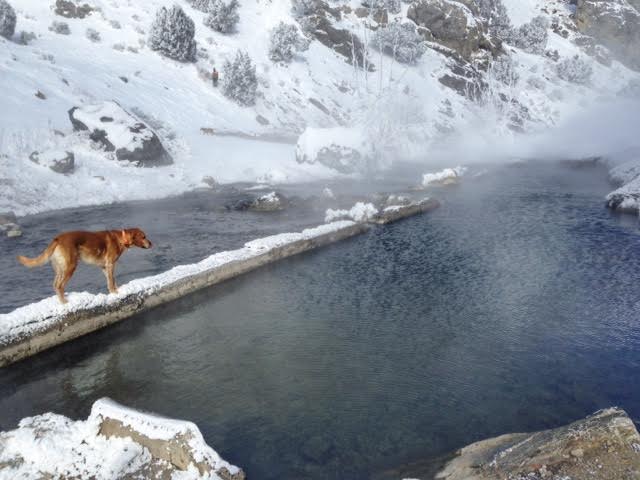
[0,199,439,367]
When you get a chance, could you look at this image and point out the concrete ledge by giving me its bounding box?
[0,199,440,367]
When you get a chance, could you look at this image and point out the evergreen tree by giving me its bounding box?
[204,0,240,34]
[0,0,16,40]
[149,5,197,62]
[222,50,258,106]
[269,22,310,62]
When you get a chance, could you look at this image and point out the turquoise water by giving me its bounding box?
[1,163,639,479]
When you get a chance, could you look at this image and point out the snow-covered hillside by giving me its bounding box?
[1,0,639,215]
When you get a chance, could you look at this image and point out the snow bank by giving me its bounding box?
[296,126,372,174]
[0,398,242,480]
[421,166,467,186]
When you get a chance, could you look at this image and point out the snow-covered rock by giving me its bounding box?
[0,397,244,480]
[422,166,467,186]
[28,149,75,174]
[325,201,378,222]
[68,101,173,167]
[296,126,372,174]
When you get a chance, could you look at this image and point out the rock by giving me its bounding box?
[296,126,372,174]
[35,90,46,100]
[6,227,22,238]
[407,0,491,61]
[421,166,467,187]
[438,61,486,100]
[435,408,640,480]
[0,397,245,479]
[202,175,218,188]
[300,5,372,69]
[227,192,291,212]
[354,6,388,24]
[68,101,172,167]
[255,114,270,125]
[54,0,94,19]
[0,211,17,226]
[575,0,640,71]
[29,150,75,174]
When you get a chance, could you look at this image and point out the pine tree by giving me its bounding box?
[149,5,197,62]
[187,0,210,12]
[204,0,240,34]
[222,50,258,106]
[268,22,310,62]
[0,0,16,40]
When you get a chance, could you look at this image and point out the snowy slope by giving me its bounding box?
[1,0,639,216]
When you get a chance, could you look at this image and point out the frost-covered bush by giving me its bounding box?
[187,0,210,11]
[0,0,16,39]
[371,20,426,64]
[490,54,519,85]
[292,0,318,17]
[222,50,258,106]
[85,27,101,42]
[556,55,593,84]
[508,15,548,54]
[362,0,402,14]
[16,30,36,45]
[149,5,197,62]
[49,21,71,35]
[204,0,239,34]
[268,22,310,62]
[477,0,511,39]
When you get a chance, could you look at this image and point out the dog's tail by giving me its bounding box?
[17,239,58,268]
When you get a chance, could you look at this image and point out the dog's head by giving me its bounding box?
[123,228,152,249]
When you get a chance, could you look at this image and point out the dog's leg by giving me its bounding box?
[51,251,68,304]
[104,263,118,294]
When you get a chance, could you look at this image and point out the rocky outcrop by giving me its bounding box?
[0,211,21,238]
[296,126,372,174]
[298,1,372,69]
[575,0,640,71]
[407,0,496,61]
[435,408,640,480]
[228,192,291,212]
[69,101,173,167]
[29,150,75,174]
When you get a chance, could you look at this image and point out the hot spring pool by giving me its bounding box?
[1,163,639,479]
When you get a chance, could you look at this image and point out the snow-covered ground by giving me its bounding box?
[0,397,242,480]
[1,0,640,217]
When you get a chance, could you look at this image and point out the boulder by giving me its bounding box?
[228,192,291,212]
[296,126,372,174]
[435,408,640,480]
[407,0,490,61]
[575,0,640,71]
[29,150,75,174]
[68,101,173,167]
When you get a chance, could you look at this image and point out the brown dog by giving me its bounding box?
[18,228,152,304]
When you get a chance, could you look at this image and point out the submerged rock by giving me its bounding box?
[435,408,640,480]
[227,192,291,212]
[68,101,173,167]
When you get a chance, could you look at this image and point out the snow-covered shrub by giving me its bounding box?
[149,5,197,62]
[204,0,239,34]
[556,55,593,84]
[490,54,519,85]
[187,0,210,11]
[477,0,511,39]
[508,15,548,54]
[85,27,101,42]
[291,0,318,17]
[110,20,121,29]
[0,0,16,39]
[222,50,258,106]
[49,21,71,35]
[16,30,36,45]
[268,22,310,62]
[362,0,402,14]
[371,20,426,64]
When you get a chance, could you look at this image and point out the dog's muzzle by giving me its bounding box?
[143,240,152,249]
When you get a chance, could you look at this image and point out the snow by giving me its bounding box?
[325,202,378,223]
[1,0,639,216]
[0,398,240,480]
[0,220,356,344]
[422,166,467,186]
